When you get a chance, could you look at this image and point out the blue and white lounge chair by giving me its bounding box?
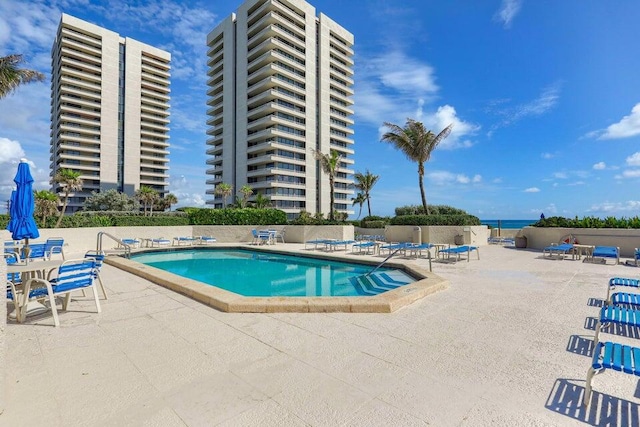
[173,236,196,246]
[592,246,620,264]
[19,258,102,327]
[542,243,575,260]
[305,239,334,250]
[150,238,171,248]
[593,305,640,347]
[325,240,355,251]
[438,245,479,262]
[584,341,640,405]
[352,240,379,255]
[198,236,217,245]
[606,277,640,302]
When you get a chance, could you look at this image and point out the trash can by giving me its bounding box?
[412,226,422,244]
[454,234,464,245]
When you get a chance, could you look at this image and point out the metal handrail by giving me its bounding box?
[96,231,131,259]
[366,248,403,276]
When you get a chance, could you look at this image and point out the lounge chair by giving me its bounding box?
[592,246,620,264]
[407,243,435,258]
[635,248,640,267]
[542,243,575,260]
[352,240,379,255]
[584,341,640,405]
[304,239,334,250]
[606,277,640,301]
[593,305,640,347]
[150,238,171,248]
[325,240,355,251]
[173,236,196,246]
[379,242,413,256]
[438,245,479,262]
[18,258,101,327]
[611,292,640,307]
[197,236,217,245]
[119,238,141,249]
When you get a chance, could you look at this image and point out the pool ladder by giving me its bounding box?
[96,231,132,259]
[365,246,432,277]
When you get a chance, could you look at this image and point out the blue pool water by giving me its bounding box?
[131,249,416,297]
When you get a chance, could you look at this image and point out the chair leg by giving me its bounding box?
[49,292,60,327]
[97,273,108,300]
[584,367,595,405]
[91,285,102,313]
[593,321,602,348]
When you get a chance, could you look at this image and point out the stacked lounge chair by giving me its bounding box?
[438,245,479,262]
[542,243,575,260]
[591,246,620,264]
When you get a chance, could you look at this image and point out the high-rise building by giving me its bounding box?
[50,14,171,212]
[206,0,355,218]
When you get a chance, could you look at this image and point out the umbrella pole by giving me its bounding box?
[24,238,30,264]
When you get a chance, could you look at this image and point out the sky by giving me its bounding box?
[1,0,640,220]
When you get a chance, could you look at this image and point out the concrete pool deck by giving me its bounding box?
[4,244,640,426]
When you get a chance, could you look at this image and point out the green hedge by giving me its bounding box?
[534,216,640,228]
[395,205,469,216]
[361,220,388,228]
[390,214,481,226]
[187,208,287,225]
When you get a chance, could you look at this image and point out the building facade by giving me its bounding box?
[50,14,171,212]
[206,0,355,217]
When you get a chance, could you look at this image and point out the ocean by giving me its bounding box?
[480,219,537,229]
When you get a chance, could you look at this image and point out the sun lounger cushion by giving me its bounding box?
[592,246,619,263]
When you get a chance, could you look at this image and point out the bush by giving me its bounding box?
[390,214,481,226]
[187,208,287,225]
[395,205,469,216]
[534,215,640,228]
[361,220,388,228]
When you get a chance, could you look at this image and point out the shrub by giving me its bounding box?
[361,220,387,228]
[394,204,469,216]
[390,214,481,226]
[533,215,640,228]
[187,208,287,225]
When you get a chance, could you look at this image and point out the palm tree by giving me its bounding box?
[381,119,452,215]
[214,182,233,208]
[351,192,366,219]
[253,193,272,208]
[34,190,59,227]
[135,186,158,216]
[354,170,379,217]
[54,168,83,227]
[164,193,178,211]
[0,54,46,99]
[312,149,342,221]
[238,185,253,208]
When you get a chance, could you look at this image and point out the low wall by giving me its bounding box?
[519,227,640,257]
[0,258,5,415]
[356,226,489,246]
[1,225,355,254]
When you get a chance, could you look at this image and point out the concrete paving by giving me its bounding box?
[3,244,640,426]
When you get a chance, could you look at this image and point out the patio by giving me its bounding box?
[3,244,639,426]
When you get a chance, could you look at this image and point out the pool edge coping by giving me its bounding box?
[104,244,448,313]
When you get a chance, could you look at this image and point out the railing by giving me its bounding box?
[365,248,402,277]
[96,231,131,259]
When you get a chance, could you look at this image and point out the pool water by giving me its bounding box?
[131,249,416,297]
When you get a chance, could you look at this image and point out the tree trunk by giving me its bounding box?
[55,192,69,228]
[366,197,372,217]
[329,176,335,221]
[418,165,429,215]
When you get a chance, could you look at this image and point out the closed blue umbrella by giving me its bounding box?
[7,159,39,248]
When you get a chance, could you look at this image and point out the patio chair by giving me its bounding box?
[592,246,620,264]
[251,229,271,245]
[85,250,107,299]
[542,243,575,260]
[584,341,640,405]
[269,228,285,243]
[19,258,101,327]
[44,237,65,260]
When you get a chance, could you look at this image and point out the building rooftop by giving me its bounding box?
[4,244,637,425]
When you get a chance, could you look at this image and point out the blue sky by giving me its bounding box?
[1,0,640,220]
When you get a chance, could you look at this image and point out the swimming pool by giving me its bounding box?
[131,248,416,297]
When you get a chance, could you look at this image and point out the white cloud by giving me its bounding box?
[524,187,540,193]
[541,152,554,159]
[427,171,481,185]
[356,50,478,149]
[622,170,640,178]
[494,0,523,29]
[0,138,25,164]
[492,178,503,184]
[488,83,561,131]
[593,162,606,170]
[626,152,640,166]
[589,103,640,140]
[588,201,640,213]
[553,172,568,179]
